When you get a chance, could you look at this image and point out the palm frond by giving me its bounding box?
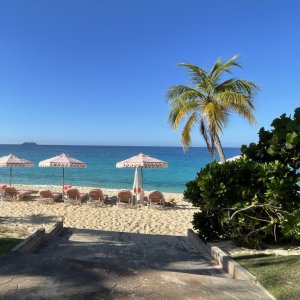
[202,101,227,135]
[216,79,260,99]
[210,55,241,79]
[167,85,204,104]
[181,112,198,151]
[177,63,209,88]
[168,100,199,129]
[210,58,223,77]
[218,91,256,124]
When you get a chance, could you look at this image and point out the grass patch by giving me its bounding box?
[0,237,22,254]
[235,254,300,300]
[0,225,29,254]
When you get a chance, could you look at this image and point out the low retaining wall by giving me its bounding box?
[47,221,64,238]
[207,243,257,281]
[187,229,256,281]
[12,228,46,253]
[12,221,64,253]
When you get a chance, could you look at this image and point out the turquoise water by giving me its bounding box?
[0,145,240,192]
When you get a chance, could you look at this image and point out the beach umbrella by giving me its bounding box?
[116,153,168,190]
[0,154,34,186]
[39,153,87,195]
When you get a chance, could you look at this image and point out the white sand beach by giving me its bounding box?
[2,184,298,256]
[0,184,197,238]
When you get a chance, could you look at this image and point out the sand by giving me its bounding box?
[2,184,298,256]
[0,184,197,237]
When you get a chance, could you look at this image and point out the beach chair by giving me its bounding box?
[88,189,107,204]
[65,188,88,203]
[0,184,7,200]
[40,190,63,202]
[4,187,31,201]
[117,190,133,205]
[148,191,165,209]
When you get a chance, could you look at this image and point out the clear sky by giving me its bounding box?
[0,0,299,147]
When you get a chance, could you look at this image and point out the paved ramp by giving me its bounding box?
[0,228,272,299]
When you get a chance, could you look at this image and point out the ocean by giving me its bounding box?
[0,145,240,193]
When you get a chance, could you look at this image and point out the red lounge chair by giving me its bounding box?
[65,188,88,203]
[0,184,7,198]
[117,190,133,205]
[40,190,63,202]
[4,187,31,200]
[148,191,165,209]
[89,189,107,204]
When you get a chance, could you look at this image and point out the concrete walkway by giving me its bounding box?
[0,228,272,299]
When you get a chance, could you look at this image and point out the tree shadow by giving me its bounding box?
[0,227,231,298]
[0,214,60,226]
[235,253,300,268]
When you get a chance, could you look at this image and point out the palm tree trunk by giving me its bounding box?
[215,134,226,163]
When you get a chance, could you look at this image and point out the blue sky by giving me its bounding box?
[0,0,299,147]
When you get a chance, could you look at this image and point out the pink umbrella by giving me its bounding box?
[39,153,87,195]
[116,153,168,189]
[0,154,34,186]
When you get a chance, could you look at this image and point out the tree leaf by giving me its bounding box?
[286,132,297,144]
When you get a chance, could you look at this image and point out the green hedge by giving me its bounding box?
[185,157,300,248]
[241,107,300,170]
[185,107,300,248]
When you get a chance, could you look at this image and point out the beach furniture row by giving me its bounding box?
[0,186,165,208]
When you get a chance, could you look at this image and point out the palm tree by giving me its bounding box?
[167,55,259,163]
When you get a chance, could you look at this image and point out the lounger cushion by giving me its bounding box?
[52,192,63,201]
[79,193,88,201]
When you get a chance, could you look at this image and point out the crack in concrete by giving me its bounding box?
[0,276,14,286]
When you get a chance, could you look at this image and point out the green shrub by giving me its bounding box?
[186,107,300,248]
[185,157,300,248]
[241,107,300,170]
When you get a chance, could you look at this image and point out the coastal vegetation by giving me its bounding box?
[185,107,300,248]
[241,107,300,171]
[167,55,259,163]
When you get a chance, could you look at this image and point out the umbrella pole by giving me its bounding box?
[62,167,65,198]
[141,167,144,190]
[133,168,137,194]
[9,166,12,187]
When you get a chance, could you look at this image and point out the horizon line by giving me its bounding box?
[0,143,241,148]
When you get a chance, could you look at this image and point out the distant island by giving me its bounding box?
[21,142,38,146]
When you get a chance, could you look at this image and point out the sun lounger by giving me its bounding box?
[117,190,133,205]
[148,191,165,209]
[88,189,107,204]
[4,187,32,201]
[0,184,7,199]
[65,188,88,203]
[40,190,63,202]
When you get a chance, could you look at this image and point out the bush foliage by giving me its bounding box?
[241,107,300,170]
[186,108,300,248]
